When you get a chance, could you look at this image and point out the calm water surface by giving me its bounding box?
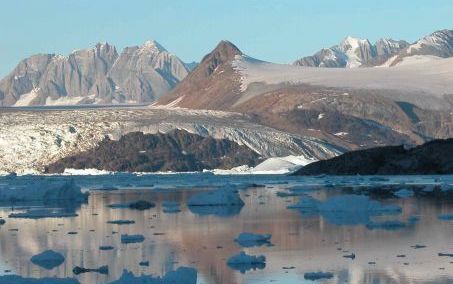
[0,174,453,284]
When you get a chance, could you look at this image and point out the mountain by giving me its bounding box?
[293,37,409,68]
[293,138,453,175]
[384,29,453,66]
[157,30,453,151]
[0,41,191,106]
[157,40,243,109]
[44,129,262,173]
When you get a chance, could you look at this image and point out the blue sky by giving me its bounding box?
[1,0,452,76]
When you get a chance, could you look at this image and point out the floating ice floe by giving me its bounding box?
[62,168,113,176]
[162,201,181,213]
[107,220,135,225]
[188,204,243,217]
[304,271,334,281]
[72,265,108,275]
[286,196,321,210]
[394,188,414,198]
[0,275,79,283]
[438,214,453,221]
[0,178,87,202]
[108,200,155,210]
[107,267,197,284]
[121,234,145,244]
[227,251,266,273]
[366,220,406,230]
[30,250,65,270]
[99,246,114,251]
[128,200,155,210]
[288,194,402,226]
[438,253,453,257]
[234,232,272,247]
[187,188,244,206]
[9,209,78,219]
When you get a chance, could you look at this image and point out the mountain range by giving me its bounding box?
[2,28,453,162]
[294,29,453,68]
[0,41,194,106]
[157,29,453,151]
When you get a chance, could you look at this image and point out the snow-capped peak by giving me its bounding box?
[340,36,370,50]
[142,40,167,53]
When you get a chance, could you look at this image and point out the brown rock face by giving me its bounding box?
[157,41,243,109]
[44,129,261,173]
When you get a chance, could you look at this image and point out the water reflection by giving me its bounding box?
[0,175,452,283]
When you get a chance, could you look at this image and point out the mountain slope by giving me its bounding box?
[0,41,191,106]
[44,129,262,173]
[293,37,409,68]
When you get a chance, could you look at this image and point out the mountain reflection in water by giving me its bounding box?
[0,174,452,284]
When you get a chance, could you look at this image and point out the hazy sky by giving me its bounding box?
[1,0,452,76]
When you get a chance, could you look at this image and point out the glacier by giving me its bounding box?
[0,106,341,174]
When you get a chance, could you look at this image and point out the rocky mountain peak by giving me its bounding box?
[199,40,242,76]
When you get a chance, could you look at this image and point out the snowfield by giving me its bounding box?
[232,55,453,110]
[0,106,341,174]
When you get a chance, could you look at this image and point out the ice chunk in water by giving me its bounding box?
[304,271,334,281]
[227,251,266,273]
[121,234,145,244]
[107,267,197,284]
[0,275,79,283]
[394,188,414,198]
[234,232,272,247]
[30,250,65,270]
[187,188,244,206]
